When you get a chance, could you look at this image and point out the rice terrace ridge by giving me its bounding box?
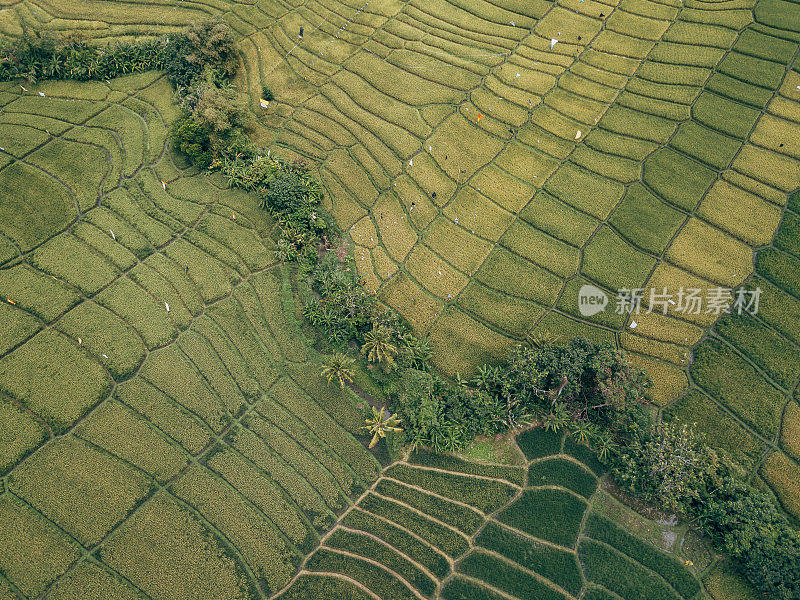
[0,0,799,599]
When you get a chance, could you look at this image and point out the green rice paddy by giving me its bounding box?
[1,0,799,598]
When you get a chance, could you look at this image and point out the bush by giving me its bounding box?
[611,424,800,600]
[169,113,213,170]
[504,338,652,433]
[164,18,237,90]
[0,32,172,82]
[611,422,721,513]
[391,369,506,453]
[262,85,274,101]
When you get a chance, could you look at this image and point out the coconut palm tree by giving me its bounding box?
[320,352,355,390]
[595,432,615,462]
[542,401,570,433]
[361,405,403,449]
[361,324,397,370]
[570,420,594,443]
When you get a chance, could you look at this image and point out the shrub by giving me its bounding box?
[169,113,213,170]
[164,18,237,90]
[611,422,721,513]
[505,338,652,433]
[262,85,274,101]
[611,424,800,600]
[0,32,172,82]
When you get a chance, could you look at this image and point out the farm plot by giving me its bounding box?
[7,0,799,391]
[1,0,800,595]
[0,76,379,600]
[277,427,700,600]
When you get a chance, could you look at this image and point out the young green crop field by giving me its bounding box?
[1,0,799,598]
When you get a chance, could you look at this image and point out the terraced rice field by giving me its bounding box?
[1,0,800,598]
[278,428,702,600]
[0,75,381,598]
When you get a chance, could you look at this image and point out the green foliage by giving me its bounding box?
[320,352,355,389]
[361,405,402,449]
[612,422,721,513]
[221,153,332,257]
[392,368,513,452]
[0,32,172,82]
[169,113,212,170]
[700,473,800,600]
[506,338,652,433]
[164,18,237,90]
[0,18,235,87]
[611,423,800,600]
[261,85,274,101]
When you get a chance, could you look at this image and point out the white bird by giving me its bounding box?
[165,302,170,312]
[38,92,45,97]
[629,321,637,329]
[102,354,109,359]
[409,158,413,167]
[20,85,27,92]
[110,230,115,240]
[260,101,268,108]
[551,38,558,49]
[575,130,582,139]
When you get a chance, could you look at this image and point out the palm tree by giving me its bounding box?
[595,432,615,462]
[570,420,593,443]
[542,402,570,433]
[320,352,355,389]
[361,406,403,449]
[361,325,397,370]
